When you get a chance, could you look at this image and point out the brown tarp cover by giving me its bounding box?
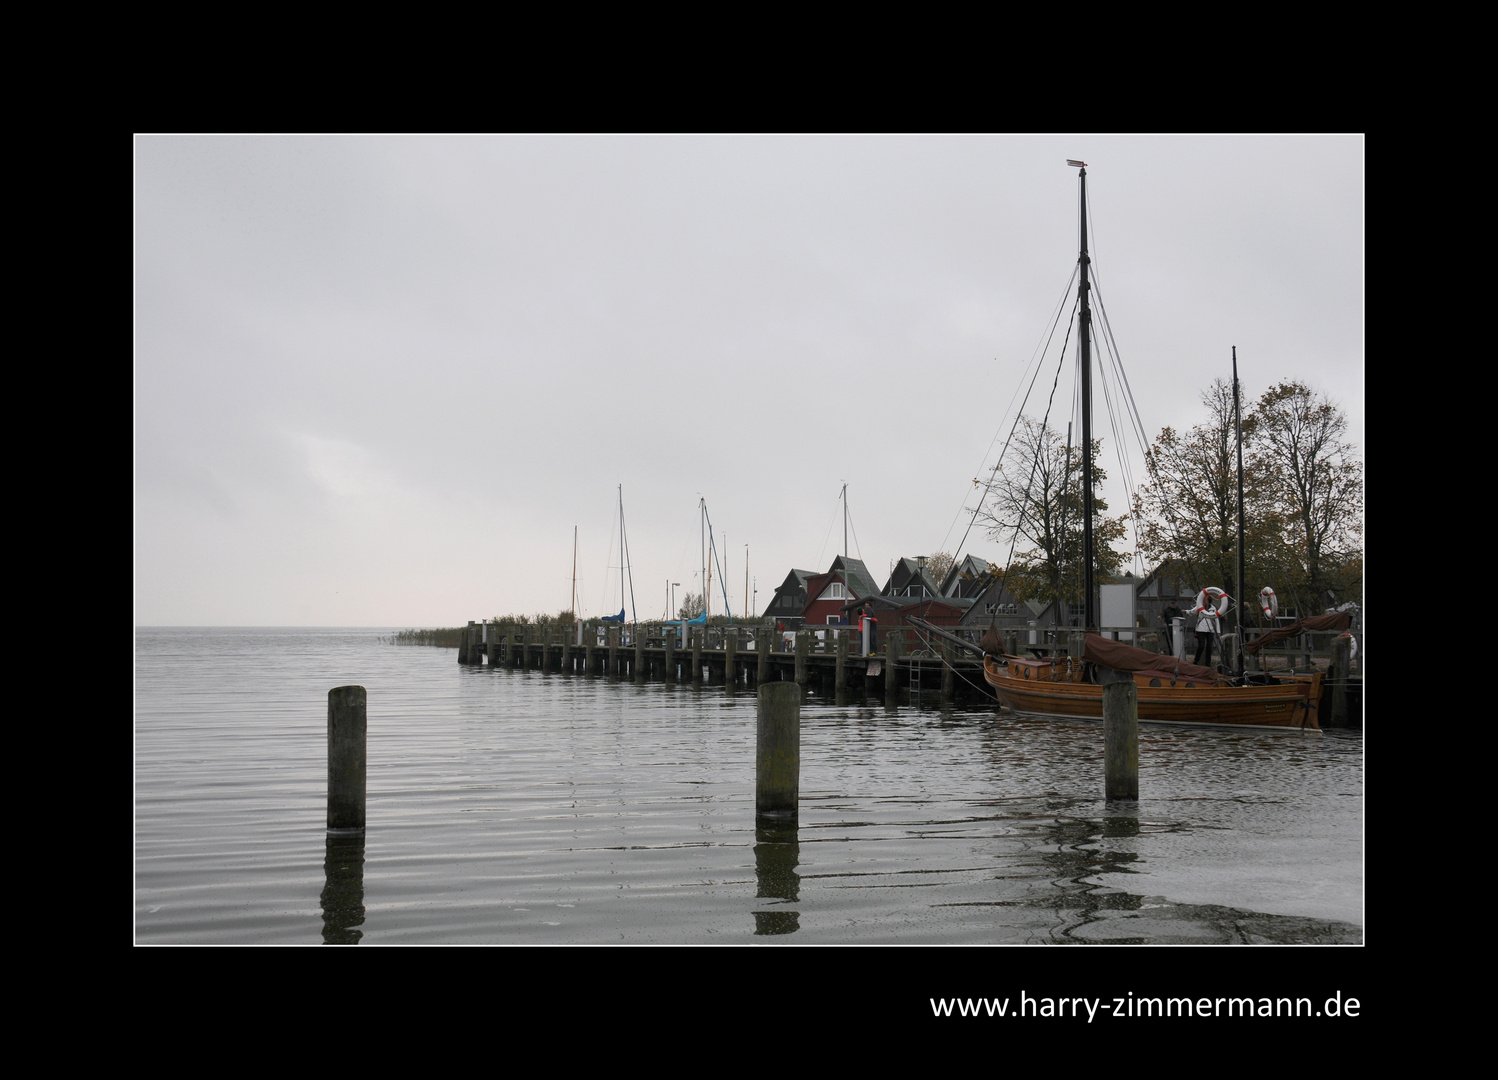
[980,624,1004,655]
[1082,632,1222,683]
[1244,612,1352,655]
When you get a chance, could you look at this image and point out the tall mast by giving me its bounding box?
[571,525,578,623]
[1073,160,1096,631]
[1232,346,1246,675]
[842,482,848,558]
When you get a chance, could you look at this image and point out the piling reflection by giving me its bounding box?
[320,833,366,945]
[752,822,800,936]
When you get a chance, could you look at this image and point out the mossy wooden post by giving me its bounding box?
[635,624,646,684]
[758,621,771,684]
[663,624,676,682]
[457,625,470,665]
[756,682,800,821]
[561,626,572,675]
[605,626,617,679]
[1102,673,1139,801]
[691,626,703,685]
[794,629,809,686]
[941,639,956,704]
[1331,635,1351,727]
[327,685,366,834]
[724,628,738,688]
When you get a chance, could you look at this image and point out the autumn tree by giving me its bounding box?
[1252,381,1363,610]
[923,552,954,591]
[677,592,704,619]
[1132,379,1286,597]
[976,417,1128,615]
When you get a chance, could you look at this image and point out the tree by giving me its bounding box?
[976,417,1128,614]
[1132,379,1286,597]
[1252,381,1363,610]
[923,552,954,591]
[677,592,704,619]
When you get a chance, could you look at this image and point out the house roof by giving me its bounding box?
[882,556,942,597]
[941,555,997,597]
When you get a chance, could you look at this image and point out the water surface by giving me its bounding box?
[134,628,1363,944]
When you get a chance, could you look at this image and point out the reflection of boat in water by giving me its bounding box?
[979,162,1339,731]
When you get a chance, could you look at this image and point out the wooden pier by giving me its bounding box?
[452,618,1361,723]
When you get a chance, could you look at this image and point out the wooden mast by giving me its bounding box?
[1074,160,1096,631]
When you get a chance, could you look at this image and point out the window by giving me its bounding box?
[824,582,847,600]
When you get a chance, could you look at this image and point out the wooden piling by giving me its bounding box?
[1331,634,1350,727]
[663,624,676,682]
[327,685,367,833]
[835,628,847,699]
[756,682,800,820]
[880,629,892,704]
[758,622,771,684]
[941,640,956,703]
[724,628,737,688]
[635,625,646,684]
[794,629,808,686]
[1102,676,1139,801]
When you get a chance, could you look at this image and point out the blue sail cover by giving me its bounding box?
[664,612,708,627]
[600,608,626,623]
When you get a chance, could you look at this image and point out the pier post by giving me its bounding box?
[758,622,771,684]
[635,624,646,684]
[1331,635,1351,727]
[583,624,595,675]
[328,685,366,834]
[664,624,676,682]
[941,639,955,703]
[724,628,738,689]
[885,630,901,707]
[1005,629,1018,656]
[835,628,847,700]
[562,625,572,674]
[1101,673,1139,801]
[457,624,470,665]
[756,682,800,821]
[607,626,619,680]
[691,626,703,685]
[794,629,808,686]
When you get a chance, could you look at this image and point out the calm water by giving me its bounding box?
[134,628,1363,944]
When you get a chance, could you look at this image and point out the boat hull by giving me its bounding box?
[984,656,1321,731]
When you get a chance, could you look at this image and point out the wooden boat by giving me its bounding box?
[978,162,1325,732]
[983,649,1323,731]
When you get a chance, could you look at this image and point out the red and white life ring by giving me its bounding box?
[1192,587,1230,621]
[1259,587,1278,620]
[1339,632,1358,661]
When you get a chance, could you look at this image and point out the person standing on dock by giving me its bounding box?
[1190,588,1229,667]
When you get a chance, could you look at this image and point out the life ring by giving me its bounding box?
[1259,587,1278,620]
[1192,587,1230,623]
[1339,632,1358,661]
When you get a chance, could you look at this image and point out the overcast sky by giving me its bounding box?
[134,135,1363,627]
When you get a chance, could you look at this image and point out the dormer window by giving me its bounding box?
[825,582,847,600]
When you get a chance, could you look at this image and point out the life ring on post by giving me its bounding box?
[1338,632,1358,661]
[1259,587,1278,620]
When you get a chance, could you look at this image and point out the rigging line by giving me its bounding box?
[951,285,1081,568]
[598,502,619,615]
[946,266,1079,559]
[620,489,638,624]
[702,503,733,617]
[990,306,1079,612]
[813,492,839,573]
[1090,271,1151,454]
[845,489,865,568]
[1096,345,1144,574]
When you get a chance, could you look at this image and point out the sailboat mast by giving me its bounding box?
[842,482,848,558]
[1076,162,1096,631]
[571,525,578,623]
[1233,346,1246,675]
